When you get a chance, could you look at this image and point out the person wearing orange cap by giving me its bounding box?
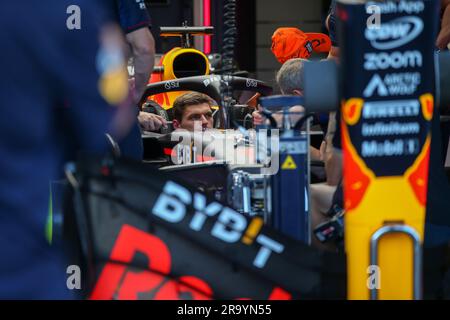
[253,27,332,129]
[265,26,339,248]
[252,27,332,160]
[270,27,331,64]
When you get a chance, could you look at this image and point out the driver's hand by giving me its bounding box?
[138,112,167,132]
[252,110,265,126]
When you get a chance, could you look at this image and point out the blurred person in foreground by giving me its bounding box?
[0,1,134,298]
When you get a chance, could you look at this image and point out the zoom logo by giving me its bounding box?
[364,51,422,71]
[365,16,423,50]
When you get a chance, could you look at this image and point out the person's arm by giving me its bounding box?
[323,112,342,186]
[138,111,166,131]
[252,109,266,127]
[437,0,450,49]
[117,0,155,104]
[126,28,155,104]
[327,46,340,61]
[310,146,322,162]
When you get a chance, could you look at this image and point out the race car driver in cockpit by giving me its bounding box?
[172,92,215,132]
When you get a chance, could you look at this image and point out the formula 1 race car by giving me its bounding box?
[146,25,216,111]
[136,25,279,166]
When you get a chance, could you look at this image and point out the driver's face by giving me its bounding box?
[176,103,213,132]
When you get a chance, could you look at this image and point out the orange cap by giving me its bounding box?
[271,27,331,64]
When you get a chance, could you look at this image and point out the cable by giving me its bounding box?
[219,0,237,129]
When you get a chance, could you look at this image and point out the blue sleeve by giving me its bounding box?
[328,0,338,47]
[117,0,152,34]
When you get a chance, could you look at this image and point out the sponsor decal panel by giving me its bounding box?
[87,177,317,300]
[338,0,438,299]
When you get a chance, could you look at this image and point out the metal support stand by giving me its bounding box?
[369,224,423,300]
